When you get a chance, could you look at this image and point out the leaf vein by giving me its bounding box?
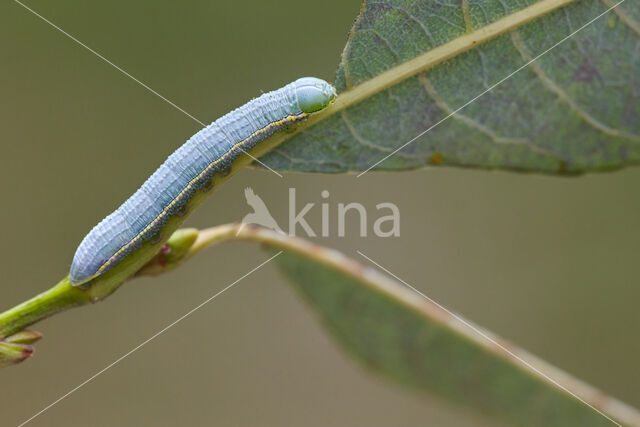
[602,0,640,36]
[510,29,640,142]
[340,110,413,158]
[417,73,528,146]
[417,73,565,161]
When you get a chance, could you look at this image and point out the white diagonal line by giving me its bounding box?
[17,251,283,427]
[13,0,283,178]
[356,250,620,426]
[357,0,628,177]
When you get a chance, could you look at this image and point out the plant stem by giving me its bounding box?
[0,278,90,339]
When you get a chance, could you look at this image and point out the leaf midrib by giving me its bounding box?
[325,0,576,118]
[258,0,577,157]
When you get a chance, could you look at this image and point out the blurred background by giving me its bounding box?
[1,0,638,425]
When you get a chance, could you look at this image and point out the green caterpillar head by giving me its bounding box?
[294,77,337,113]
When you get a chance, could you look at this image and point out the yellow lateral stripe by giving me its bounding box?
[96,113,307,275]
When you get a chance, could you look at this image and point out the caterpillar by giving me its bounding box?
[69,77,336,286]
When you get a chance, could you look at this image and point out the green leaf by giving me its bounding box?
[142,224,638,424]
[261,0,640,174]
[129,223,639,425]
[271,249,639,426]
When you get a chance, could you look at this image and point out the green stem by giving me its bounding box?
[0,278,90,339]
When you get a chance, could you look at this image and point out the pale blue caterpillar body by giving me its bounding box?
[69,77,336,286]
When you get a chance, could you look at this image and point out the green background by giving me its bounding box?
[1,0,638,425]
